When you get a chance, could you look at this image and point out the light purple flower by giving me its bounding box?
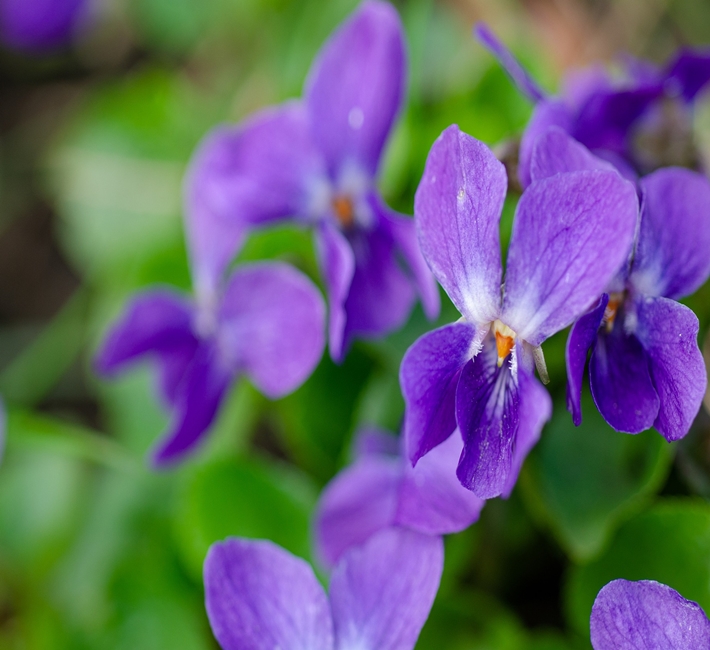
[0,0,89,52]
[204,527,443,650]
[185,0,439,361]
[400,125,638,499]
[314,426,484,568]
[96,262,325,467]
[591,579,710,649]
[475,23,710,181]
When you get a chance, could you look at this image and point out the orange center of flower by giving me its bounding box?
[604,292,624,332]
[493,320,516,367]
[332,195,355,228]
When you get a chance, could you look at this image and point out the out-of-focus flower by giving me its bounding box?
[0,0,89,52]
[203,527,443,650]
[96,262,325,467]
[400,125,638,499]
[475,23,710,182]
[185,0,439,361]
[314,426,484,568]
[528,128,710,441]
[591,579,710,649]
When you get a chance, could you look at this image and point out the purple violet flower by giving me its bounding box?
[0,0,89,52]
[591,579,710,649]
[185,0,439,361]
[96,262,325,467]
[475,23,710,182]
[400,124,638,499]
[204,527,443,650]
[528,126,710,441]
[314,426,484,568]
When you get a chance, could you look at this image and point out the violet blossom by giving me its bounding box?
[185,0,439,361]
[591,579,710,649]
[314,426,484,567]
[0,0,89,52]
[203,527,443,650]
[475,23,710,183]
[96,262,325,467]
[400,124,638,499]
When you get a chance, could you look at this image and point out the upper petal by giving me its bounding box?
[455,338,520,499]
[330,527,443,650]
[635,296,706,442]
[218,262,326,398]
[401,321,480,466]
[305,0,405,178]
[502,170,638,346]
[631,168,710,301]
[590,579,710,650]
[665,48,710,101]
[396,430,485,534]
[204,538,334,650]
[414,125,506,325]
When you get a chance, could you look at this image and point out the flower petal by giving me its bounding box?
[401,321,479,466]
[502,170,638,346]
[631,168,710,301]
[530,127,617,182]
[455,338,520,499]
[666,48,710,101]
[396,430,485,534]
[474,23,545,103]
[635,296,706,442]
[414,125,506,325]
[565,295,608,426]
[352,426,400,458]
[94,289,199,406]
[314,455,401,569]
[589,326,659,434]
[218,262,325,398]
[305,0,405,178]
[204,538,334,650]
[590,579,710,650]
[0,0,87,51]
[330,527,443,650]
[150,342,233,467]
[315,222,356,362]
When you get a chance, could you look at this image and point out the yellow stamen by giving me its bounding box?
[493,321,516,367]
[332,196,355,228]
[604,292,624,332]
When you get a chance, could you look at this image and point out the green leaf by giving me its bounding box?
[522,392,672,561]
[566,499,710,636]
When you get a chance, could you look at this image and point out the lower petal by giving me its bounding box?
[455,339,520,499]
[635,296,706,441]
[589,326,659,434]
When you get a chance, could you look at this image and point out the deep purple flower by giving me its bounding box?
[475,23,710,182]
[0,0,89,52]
[185,0,439,361]
[524,127,710,441]
[96,262,325,467]
[591,579,710,649]
[400,125,638,499]
[314,426,484,567]
[204,527,443,650]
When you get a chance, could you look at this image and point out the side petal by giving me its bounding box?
[94,289,199,406]
[305,0,405,177]
[396,430,485,534]
[589,326,659,434]
[565,295,608,426]
[330,528,443,650]
[665,48,710,102]
[530,127,617,182]
[400,321,479,466]
[635,296,706,442]
[474,23,545,103]
[151,342,233,467]
[218,262,326,398]
[455,339,520,499]
[502,170,638,346]
[315,222,356,362]
[631,168,710,301]
[590,579,710,650]
[204,538,334,650]
[414,125,506,325]
[314,456,401,569]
